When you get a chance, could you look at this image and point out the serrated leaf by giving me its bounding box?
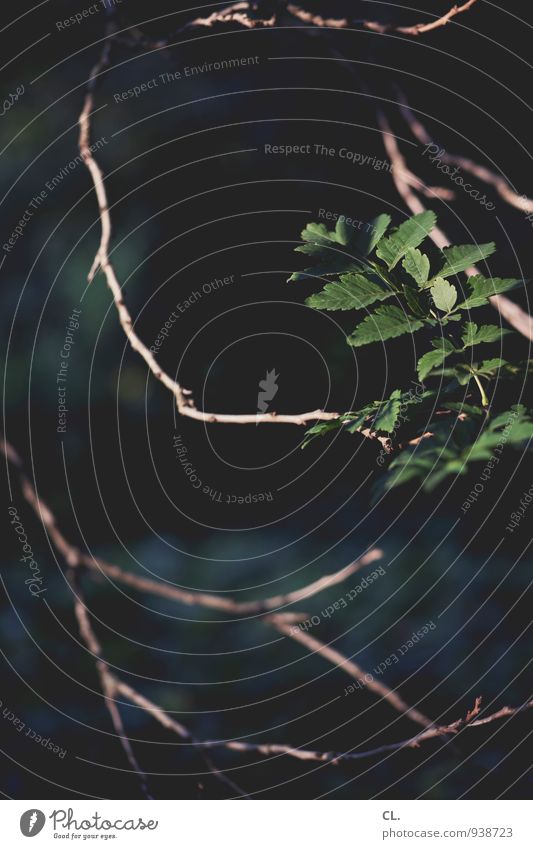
[305,274,392,311]
[477,358,508,375]
[373,389,402,433]
[356,214,391,256]
[456,275,522,309]
[347,306,424,347]
[417,347,451,381]
[461,322,507,347]
[376,211,436,270]
[294,242,330,256]
[430,277,457,312]
[402,247,430,286]
[301,222,337,245]
[301,418,343,448]
[438,242,496,278]
[288,255,363,282]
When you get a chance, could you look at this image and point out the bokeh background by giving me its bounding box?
[1,0,532,799]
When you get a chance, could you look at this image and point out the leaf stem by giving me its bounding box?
[472,372,489,407]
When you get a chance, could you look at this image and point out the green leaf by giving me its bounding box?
[305,274,392,311]
[301,222,337,245]
[456,275,522,309]
[357,214,391,256]
[477,358,508,375]
[376,211,436,270]
[430,277,458,312]
[438,243,496,278]
[347,306,424,347]
[461,322,507,348]
[301,418,343,448]
[373,389,402,433]
[444,402,484,417]
[288,255,363,282]
[417,339,454,381]
[402,247,430,286]
[335,216,352,246]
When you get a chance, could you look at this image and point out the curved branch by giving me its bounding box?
[267,613,434,729]
[287,1,479,36]
[398,91,533,214]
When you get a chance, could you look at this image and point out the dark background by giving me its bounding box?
[1,0,532,799]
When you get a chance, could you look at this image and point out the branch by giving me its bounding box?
[266,613,434,729]
[287,1,479,36]
[378,109,533,341]
[68,569,152,798]
[77,47,400,449]
[398,91,533,214]
[3,436,383,617]
[7,439,530,773]
[198,696,533,763]
[4,435,431,737]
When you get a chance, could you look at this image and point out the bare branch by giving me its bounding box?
[3,436,383,616]
[198,696,533,763]
[266,613,434,729]
[287,1,479,36]
[398,91,533,214]
[68,569,152,798]
[77,54,403,447]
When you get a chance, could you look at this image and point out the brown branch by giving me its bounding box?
[7,438,530,774]
[68,569,152,799]
[398,92,533,214]
[287,0,479,36]
[266,613,434,729]
[77,44,402,451]
[198,696,533,763]
[378,109,533,341]
[3,436,383,617]
[5,435,430,736]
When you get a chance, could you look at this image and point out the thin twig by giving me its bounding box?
[398,91,533,214]
[266,613,434,729]
[198,696,533,763]
[68,569,152,798]
[287,0,479,36]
